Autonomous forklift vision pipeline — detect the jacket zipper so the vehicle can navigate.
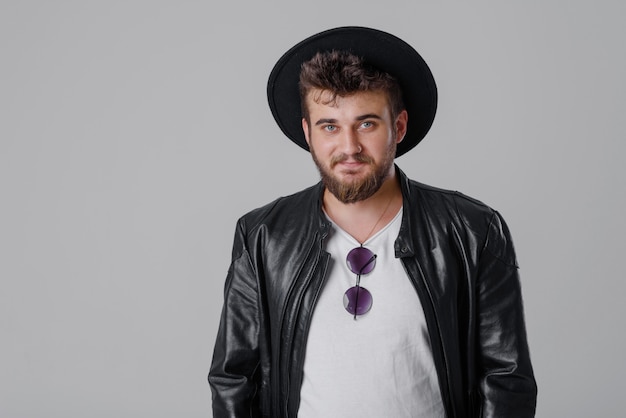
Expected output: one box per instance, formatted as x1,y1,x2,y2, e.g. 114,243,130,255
402,257,455,418
277,232,327,417
286,244,330,416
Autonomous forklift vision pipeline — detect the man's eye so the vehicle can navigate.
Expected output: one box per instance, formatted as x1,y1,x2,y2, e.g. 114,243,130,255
323,125,337,132
361,121,373,129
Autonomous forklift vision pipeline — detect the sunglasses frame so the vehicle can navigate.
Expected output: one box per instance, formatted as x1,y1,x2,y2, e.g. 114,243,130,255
344,246,377,319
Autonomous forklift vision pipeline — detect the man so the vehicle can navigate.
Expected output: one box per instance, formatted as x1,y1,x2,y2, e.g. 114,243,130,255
209,27,537,417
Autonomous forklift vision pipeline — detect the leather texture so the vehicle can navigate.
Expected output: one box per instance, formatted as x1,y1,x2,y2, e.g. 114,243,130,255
209,166,537,417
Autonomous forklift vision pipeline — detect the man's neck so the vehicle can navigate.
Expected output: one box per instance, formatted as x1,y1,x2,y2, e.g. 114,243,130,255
323,170,403,245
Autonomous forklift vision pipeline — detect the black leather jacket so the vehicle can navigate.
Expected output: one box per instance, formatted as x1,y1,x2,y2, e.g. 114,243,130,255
209,167,537,417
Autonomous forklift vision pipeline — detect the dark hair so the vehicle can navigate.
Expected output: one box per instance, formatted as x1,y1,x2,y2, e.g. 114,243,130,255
299,50,404,121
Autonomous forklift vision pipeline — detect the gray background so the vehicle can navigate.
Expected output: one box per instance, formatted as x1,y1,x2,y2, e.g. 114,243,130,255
1,1,624,417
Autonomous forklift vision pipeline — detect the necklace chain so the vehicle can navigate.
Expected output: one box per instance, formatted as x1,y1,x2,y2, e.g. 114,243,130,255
359,194,395,245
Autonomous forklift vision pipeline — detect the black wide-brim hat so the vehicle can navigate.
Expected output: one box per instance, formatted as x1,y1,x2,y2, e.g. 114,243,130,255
267,26,438,158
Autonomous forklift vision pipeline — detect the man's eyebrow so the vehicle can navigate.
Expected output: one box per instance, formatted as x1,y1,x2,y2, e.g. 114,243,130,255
314,114,382,126
314,118,337,126
356,114,383,121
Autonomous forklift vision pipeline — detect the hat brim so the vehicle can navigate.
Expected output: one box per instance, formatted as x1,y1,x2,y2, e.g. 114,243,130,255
267,26,437,158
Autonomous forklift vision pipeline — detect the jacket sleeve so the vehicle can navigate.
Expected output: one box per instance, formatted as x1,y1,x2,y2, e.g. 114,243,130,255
209,219,262,417
476,211,537,417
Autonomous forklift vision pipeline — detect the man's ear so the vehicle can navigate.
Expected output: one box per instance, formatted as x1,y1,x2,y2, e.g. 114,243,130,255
302,118,311,145
395,110,408,144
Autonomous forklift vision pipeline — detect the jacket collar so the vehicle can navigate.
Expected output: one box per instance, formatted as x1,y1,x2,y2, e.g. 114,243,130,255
314,182,332,240
395,165,417,258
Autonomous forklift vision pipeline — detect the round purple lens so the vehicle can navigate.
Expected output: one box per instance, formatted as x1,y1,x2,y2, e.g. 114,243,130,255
346,247,376,275
343,286,373,316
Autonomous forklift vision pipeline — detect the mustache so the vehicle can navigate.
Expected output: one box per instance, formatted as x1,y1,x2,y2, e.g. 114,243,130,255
330,153,374,168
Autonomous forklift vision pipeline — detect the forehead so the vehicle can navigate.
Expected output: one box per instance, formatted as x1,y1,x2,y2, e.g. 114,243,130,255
304,89,391,114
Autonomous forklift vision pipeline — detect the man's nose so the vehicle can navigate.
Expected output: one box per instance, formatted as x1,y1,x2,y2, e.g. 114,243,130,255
339,129,362,155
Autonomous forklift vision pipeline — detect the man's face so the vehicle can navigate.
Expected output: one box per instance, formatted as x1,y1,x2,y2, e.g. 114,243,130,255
302,89,407,204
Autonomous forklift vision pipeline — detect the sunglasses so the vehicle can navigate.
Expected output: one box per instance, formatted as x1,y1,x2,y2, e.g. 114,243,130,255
343,246,377,319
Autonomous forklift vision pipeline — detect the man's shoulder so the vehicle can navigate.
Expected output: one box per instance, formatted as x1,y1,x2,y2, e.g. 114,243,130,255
408,178,494,217
404,176,501,239
236,183,322,231
407,179,518,265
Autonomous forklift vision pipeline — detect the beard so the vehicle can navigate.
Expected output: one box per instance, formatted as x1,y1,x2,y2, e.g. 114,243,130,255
310,141,397,204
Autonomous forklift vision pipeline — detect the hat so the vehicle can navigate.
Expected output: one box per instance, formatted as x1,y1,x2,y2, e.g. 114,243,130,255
267,26,438,157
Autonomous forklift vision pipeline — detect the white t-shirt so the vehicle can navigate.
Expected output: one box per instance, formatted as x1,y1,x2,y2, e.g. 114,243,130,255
298,208,445,418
